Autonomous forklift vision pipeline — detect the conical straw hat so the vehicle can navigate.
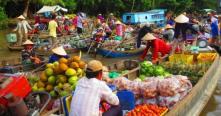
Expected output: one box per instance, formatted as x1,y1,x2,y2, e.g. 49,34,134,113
142,33,156,41
23,40,34,45
17,15,25,20
165,24,173,29
115,20,122,25
175,14,189,23
52,46,67,56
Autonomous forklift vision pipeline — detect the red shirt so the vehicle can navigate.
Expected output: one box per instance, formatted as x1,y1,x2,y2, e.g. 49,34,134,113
141,38,171,61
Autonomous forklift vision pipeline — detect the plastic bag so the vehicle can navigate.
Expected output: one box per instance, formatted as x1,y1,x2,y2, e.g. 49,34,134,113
112,77,131,90
175,75,192,93
128,80,142,98
143,98,158,105
158,77,181,97
158,94,181,108
140,78,159,98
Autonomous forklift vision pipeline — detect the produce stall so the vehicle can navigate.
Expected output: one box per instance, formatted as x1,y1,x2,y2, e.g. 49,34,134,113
1,51,218,116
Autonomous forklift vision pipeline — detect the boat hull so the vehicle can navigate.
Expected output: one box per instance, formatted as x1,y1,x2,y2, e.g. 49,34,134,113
97,48,145,58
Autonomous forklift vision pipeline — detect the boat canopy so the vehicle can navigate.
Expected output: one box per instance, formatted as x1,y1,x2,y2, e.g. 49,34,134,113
37,5,68,14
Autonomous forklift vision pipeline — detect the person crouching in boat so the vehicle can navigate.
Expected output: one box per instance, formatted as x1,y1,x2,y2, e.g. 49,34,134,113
91,27,106,57
70,60,122,116
49,46,69,63
21,40,41,65
140,33,171,64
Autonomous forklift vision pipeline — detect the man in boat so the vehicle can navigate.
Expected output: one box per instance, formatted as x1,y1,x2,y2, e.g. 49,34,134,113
140,33,171,64
48,14,58,46
49,46,69,63
13,15,32,46
21,40,41,65
70,60,122,116
76,12,85,34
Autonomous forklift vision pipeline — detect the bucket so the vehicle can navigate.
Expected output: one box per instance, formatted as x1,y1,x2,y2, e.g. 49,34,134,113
6,33,17,43
8,97,28,116
124,60,139,70
117,90,135,110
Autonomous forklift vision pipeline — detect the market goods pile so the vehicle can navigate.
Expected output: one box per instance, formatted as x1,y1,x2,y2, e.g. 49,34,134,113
161,62,211,85
111,62,192,108
29,56,86,97
126,104,168,116
112,75,192,108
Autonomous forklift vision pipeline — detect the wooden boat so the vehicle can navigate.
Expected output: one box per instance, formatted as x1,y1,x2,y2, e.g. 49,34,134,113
0,57,45,74
120,55,221,116
97,47,145,58
7,45,23,51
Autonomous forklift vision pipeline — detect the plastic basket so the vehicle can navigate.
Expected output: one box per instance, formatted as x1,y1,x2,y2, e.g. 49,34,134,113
6,33,17,43
25,91,51,114
117,90,135,111
124,60,139,70
169,54,194,64
197,53,217,63
0,76,31,98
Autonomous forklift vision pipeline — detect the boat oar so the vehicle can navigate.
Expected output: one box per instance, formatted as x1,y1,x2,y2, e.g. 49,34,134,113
87,40,94,54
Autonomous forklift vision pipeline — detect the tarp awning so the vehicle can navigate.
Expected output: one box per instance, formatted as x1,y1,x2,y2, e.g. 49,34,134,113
37,5,68,14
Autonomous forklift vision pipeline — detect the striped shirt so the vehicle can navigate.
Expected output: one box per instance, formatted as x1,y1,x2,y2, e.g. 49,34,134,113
69,77,119,116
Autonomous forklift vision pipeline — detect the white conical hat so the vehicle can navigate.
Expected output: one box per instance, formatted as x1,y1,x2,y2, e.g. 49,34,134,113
17,15,25,20
165,24,173,29
115,20,122,25
175,14,189,23
23,40,34,45
142,33,156,41
52,46,67,56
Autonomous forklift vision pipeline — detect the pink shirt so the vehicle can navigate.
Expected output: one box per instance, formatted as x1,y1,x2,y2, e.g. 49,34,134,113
116,25,124,36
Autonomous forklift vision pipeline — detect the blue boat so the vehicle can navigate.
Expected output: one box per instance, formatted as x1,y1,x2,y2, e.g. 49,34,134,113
97,47,145,58
122,9,166,27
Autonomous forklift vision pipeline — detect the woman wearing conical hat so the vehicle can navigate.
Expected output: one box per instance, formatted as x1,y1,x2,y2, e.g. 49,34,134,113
162,24,174,42
48,46,69,63
13,15,32,46
21,40,41,65
172,13,199,53
140,33,171,64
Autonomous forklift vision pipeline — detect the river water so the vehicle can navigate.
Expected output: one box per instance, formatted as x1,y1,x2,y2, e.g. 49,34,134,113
0,30,220,115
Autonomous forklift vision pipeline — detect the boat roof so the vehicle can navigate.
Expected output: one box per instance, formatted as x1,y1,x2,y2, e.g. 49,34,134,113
37,5,68,14
123,9,166,15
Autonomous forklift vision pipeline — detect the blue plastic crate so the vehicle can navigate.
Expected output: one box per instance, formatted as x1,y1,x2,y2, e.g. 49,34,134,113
117,90,135,111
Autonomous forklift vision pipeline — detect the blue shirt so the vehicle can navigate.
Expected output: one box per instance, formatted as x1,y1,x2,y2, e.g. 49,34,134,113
211,22,219,37
49,54,69,63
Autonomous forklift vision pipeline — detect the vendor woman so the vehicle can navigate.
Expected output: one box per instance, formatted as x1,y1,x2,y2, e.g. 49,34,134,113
70,60,122,116
21,40,41,65
140,33,171,64
49,46,69,63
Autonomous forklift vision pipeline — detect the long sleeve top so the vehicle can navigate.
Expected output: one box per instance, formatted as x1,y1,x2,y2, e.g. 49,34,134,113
70,77,119,116
15,20,32,33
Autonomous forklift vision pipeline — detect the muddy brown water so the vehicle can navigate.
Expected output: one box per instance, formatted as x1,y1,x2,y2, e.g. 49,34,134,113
0,30,220,115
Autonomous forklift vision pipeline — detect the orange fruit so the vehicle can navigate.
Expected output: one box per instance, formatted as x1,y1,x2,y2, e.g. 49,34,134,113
72,56,81,62
78,61,86,69
59,58,68,64
59,63,69,72
70,62,79,69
